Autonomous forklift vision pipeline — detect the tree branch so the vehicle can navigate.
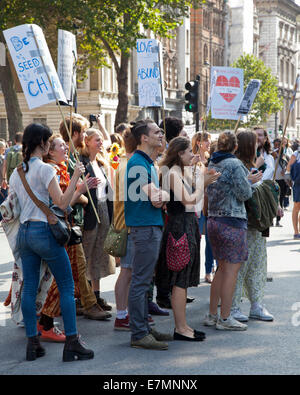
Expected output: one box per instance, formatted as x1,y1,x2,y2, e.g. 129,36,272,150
99,36,120,75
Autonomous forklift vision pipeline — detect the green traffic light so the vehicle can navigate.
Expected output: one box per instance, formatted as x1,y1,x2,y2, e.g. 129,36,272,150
185,79,199,112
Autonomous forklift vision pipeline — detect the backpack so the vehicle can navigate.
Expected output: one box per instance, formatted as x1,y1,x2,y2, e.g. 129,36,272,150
290,152,300,186
6,146,23,182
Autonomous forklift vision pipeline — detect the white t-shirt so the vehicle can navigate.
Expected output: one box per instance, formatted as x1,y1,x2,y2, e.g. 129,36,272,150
292,150,300,161
9,157,56,224
91,161,107,201
262,151,275,181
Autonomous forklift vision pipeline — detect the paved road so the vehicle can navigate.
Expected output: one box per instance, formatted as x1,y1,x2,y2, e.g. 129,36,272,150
0,208,300,376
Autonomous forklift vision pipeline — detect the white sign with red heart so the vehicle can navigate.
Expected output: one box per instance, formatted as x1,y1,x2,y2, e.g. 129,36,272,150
210,67,244,120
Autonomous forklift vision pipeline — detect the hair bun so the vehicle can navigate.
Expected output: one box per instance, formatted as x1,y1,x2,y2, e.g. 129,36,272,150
217,131,237,153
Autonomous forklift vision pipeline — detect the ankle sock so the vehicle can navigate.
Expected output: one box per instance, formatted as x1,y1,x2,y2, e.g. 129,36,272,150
116,310,128,319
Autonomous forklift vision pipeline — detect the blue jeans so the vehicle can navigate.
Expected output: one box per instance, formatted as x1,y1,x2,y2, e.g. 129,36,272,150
198,215,216,274
17,221,77,338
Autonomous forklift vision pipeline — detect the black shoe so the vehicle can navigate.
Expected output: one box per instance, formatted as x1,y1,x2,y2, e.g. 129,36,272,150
194,329,206,339
186,297,195,304
173,331,204,342
148,301,170,316
26,335,46,361
156,298,172,309
63,335,94,362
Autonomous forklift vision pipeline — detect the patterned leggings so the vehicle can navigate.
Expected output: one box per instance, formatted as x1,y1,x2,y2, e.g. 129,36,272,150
232,229,267,308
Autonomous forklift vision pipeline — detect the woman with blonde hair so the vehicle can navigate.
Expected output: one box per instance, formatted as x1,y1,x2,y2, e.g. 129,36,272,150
192,132,215,283
80,128,115,311
191,132,211,166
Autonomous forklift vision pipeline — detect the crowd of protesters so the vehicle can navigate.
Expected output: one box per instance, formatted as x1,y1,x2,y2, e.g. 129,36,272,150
1,114,299,361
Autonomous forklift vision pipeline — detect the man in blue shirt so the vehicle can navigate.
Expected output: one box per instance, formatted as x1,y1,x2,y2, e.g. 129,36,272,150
125,119,172,350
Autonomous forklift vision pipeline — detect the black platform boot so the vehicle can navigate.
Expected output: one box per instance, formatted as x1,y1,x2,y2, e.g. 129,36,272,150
63,334,94,362
26,335,46,361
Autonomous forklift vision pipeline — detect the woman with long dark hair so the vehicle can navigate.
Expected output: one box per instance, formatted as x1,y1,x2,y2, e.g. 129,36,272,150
231,130,274,322
9,123,94,362
156,136,219,341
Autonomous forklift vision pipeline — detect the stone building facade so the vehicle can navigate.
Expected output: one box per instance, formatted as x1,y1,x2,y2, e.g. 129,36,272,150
190,1,226,115
256,0,300,138
226,0,259,65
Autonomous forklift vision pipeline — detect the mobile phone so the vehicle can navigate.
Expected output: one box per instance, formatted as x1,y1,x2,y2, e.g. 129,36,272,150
251,168,258,174
89,114,97,123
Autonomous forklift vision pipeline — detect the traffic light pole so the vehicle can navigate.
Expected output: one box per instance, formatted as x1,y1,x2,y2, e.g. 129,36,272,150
196,75,200,132
195,112,199,132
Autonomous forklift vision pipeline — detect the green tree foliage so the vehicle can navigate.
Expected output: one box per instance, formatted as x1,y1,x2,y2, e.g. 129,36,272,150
66,0,202,126
206,53,284,131
1,0,206,130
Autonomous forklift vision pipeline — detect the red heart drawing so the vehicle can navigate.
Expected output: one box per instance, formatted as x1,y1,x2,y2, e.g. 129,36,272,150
216,76,240,103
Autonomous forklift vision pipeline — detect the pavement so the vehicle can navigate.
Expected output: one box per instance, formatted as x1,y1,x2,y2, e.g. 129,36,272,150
0,207,300,376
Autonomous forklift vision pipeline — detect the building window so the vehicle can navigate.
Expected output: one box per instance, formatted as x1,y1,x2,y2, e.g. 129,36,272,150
90,67,99,91
105,113,112,134
291,63,295,86
280,59,284,83
203,10,210,30
297,100,300,119
203,44,208,63
186,29,189,52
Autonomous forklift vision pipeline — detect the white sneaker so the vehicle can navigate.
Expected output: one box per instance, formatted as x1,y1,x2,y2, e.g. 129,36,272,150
249,305,274,321
216,315,248,331
231,307,248,322
203,313,218,327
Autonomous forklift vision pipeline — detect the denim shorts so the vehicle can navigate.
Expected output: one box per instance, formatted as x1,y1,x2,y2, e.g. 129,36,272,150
120,233,134,269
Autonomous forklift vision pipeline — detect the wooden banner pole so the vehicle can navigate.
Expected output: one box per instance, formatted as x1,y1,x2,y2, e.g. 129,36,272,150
158,42,166,136
234,114,242,134
272,107,292,182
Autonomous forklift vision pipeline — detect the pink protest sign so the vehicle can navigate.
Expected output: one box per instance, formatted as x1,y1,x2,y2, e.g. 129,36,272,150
210,67,244,120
